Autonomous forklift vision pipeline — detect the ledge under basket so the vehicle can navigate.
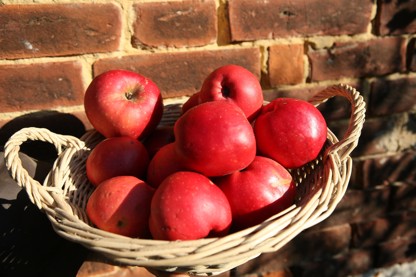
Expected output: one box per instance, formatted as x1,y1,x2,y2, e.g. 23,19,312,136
4,84,366,276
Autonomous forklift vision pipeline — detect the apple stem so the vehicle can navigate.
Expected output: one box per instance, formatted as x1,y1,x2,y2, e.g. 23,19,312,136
125,85,144,101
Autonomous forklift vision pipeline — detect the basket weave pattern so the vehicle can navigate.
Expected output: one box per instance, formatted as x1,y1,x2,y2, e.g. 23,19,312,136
4,84,366,276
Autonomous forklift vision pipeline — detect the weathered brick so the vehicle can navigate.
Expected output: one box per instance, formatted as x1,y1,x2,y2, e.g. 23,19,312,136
0,3,121,59
308,37,407,81
132,0,217,48
376,0,416,35
391,182,416,211
261,269,293,277
294,248,376,277
311,187,391,229
351,211,416,248
333,249,376,276
264,81,366,122
299,224,352,257
329,111,415,158
235,224,351,275
268,44,304,86
263,85,323,102
228,0,373,41
369,75,416,116
375,237,416,267
317,81,368,122
409,38,416,72
350,150,416,189
93,48,261,98
0,61,85,113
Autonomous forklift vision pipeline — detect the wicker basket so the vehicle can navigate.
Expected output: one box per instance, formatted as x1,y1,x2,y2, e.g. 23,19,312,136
4,84,365,276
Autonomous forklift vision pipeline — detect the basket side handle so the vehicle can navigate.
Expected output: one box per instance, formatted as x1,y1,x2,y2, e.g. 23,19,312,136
308,84,366,161
4,127,86,209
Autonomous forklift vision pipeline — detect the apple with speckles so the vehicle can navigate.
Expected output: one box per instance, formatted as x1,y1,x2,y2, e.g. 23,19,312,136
84,69,163,139
182,64,263,121
86,176,154,238
216,156,296,230
149,171,232,240
86,136,149,187
174,100,256,177
254,98,327,169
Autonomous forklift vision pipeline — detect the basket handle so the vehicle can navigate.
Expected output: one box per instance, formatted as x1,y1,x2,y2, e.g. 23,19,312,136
308,84,366,161
4,127,86,209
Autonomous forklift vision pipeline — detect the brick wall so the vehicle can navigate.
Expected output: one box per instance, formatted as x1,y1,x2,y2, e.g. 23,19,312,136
1,0,415,276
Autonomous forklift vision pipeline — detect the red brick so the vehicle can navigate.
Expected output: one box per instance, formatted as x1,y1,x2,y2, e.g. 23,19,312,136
235,224,351,275
300,224,352,257
375,237,416,267
308,37,407,81
325,116,390,158
351,211,416,248
264,85,323,102
391,182,416,211
311,188,391,229
228,0,373,41
133,0,217,48
369,75,416,116
0,3,121,59
264,81,366,122
317,81,368,122
0,61,85,113
268,44,304,86
261,270,293,277
376,0,416,35
347,112,415,158
409,38,416,72
93,48,261,98
329,116,406,158
350,151,416,189
264,81,365,102
334,249,376,276
296,249,376,277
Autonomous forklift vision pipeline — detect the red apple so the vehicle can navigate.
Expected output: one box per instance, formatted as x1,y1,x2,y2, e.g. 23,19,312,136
86,176,154,238
142,125,175,158
146,143,185,188
182,64,263,121
254,98,327,169
174,101,256,177
84,69,163,139
149,171,232,240
216,156,296,230
86,136,149,186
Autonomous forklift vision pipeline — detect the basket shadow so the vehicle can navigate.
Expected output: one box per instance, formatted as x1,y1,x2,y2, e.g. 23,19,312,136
0,111,90,276
0,151,88,277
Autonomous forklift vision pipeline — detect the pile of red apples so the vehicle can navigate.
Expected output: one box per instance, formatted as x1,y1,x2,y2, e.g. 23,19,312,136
83,65,328,240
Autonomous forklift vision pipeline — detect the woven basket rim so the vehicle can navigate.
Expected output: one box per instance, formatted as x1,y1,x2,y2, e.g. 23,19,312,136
4,83,366,276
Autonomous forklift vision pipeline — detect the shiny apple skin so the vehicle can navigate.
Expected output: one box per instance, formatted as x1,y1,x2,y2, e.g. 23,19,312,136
149,171,232,240
216,156,296,230
86,136,149,187
182,65,263,121
174,101,256,177
86,176,154,238
84,69,163,139
254,98,327,169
